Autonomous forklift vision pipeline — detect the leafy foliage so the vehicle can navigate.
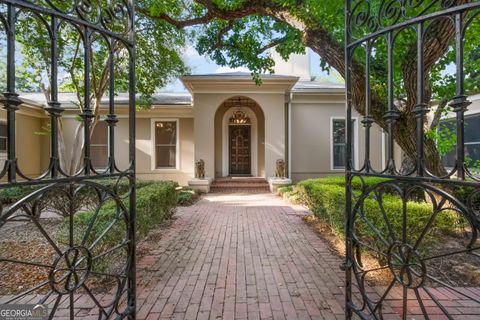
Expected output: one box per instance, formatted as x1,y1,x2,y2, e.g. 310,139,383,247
3,2,189,107
196,15,305,78
0,32,41,93
177,188,198,206
1,2,190,172
282,177,460,259
56,180,178,269
426,119,457,157
141,1,480,174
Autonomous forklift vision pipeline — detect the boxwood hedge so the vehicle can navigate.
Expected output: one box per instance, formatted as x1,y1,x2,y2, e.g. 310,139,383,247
0,178,157,205
57,180,178,247
285,177,459,258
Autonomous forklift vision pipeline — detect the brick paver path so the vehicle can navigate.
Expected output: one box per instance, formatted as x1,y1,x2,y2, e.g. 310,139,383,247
135,193,346,320
134,193,480,320
2,192,478,319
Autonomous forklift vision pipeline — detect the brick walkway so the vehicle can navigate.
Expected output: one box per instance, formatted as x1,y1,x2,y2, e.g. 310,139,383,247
135,193,346,320
2,192,479,319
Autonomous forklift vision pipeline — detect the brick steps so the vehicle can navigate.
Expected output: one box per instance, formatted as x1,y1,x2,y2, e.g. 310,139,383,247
210,177,270,193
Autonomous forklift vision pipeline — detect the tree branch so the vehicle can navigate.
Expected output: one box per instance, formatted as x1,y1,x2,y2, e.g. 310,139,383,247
258,37,288,54
136,7,216,28
402,1,468,113
69,34,84,112
213,20,235,49
136,0,277,28
93,53,112,117
90,45,97,95
429,97,449,130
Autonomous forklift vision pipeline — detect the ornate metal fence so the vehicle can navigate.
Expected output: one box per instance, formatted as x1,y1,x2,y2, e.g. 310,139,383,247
345,0,480,318
0,0,136,318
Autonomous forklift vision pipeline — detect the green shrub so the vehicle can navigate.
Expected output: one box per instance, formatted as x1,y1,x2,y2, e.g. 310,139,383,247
56,180,178,260
0,185,48,216
291,177,459,259
89,178,156,199
0,185,40,205
177,188,197,206
0,179,160,219
0,179,156,206
277,185,293,195
452,184,480,208
299,176,391,191
277,185,306,204
134,181,178,237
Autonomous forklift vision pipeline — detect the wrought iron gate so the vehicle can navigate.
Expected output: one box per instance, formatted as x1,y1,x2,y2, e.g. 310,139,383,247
0,0,136,318
345,0,480,319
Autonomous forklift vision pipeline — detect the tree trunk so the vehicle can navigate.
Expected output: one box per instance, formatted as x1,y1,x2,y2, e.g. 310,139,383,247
143,0,460,177
394,118,448,176
63,107,101,175
301,24,452,177
58,120,68,171
68,122,85,175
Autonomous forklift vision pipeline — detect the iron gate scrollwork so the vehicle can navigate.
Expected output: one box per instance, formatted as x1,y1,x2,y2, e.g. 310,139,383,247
345,0,480,319
0,0,136,318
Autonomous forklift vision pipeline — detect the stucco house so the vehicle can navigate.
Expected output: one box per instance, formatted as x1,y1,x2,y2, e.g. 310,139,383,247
5,52,479,190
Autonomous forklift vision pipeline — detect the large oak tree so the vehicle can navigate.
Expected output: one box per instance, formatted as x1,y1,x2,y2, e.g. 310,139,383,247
139,0,480,176
2,3,188,173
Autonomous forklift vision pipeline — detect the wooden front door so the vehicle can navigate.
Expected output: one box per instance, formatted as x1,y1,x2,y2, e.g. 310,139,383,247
229,125,251,175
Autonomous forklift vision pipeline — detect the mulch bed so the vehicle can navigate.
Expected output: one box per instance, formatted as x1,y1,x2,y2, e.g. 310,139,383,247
303,214,480,287
0,239,56,294
0,214,178,296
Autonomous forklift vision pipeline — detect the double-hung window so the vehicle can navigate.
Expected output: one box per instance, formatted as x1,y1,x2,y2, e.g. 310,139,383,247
440,114,480,169
154,120,178,169
464,115,480,167
0,123,7,154
90,121,108,168
331,118,356,169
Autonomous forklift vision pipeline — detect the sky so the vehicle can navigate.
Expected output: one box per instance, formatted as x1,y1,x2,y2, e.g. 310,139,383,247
160,46,344,92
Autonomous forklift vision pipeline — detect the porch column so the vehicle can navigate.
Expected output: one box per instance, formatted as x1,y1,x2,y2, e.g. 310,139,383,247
193,93,216,178
259,94,286,178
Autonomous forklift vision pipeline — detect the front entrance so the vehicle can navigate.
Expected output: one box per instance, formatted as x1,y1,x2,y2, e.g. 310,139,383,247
229,125,251,175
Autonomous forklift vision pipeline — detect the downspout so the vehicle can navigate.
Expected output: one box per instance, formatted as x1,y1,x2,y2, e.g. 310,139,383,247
288,92,293,179
381,129,386,170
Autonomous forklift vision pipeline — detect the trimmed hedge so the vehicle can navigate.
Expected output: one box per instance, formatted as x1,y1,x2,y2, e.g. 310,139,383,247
277,185,304,204
55,180,178,272
0,178,157,205
0,185,37,204
287,177,459,258
135,181,178,237
177,188,198,206
299,175,391,191
3,180,178,274
0,179,160,218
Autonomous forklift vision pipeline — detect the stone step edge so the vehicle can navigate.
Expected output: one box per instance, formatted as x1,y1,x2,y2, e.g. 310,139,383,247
211,183,269,185
211,186,270,188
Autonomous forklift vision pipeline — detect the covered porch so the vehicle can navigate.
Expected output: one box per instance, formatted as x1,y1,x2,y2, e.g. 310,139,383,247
181,73,298,191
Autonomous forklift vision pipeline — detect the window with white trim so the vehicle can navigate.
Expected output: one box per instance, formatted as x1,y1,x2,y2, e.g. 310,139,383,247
0,123,7,153
440,114,480,168
332,118,355,169
91,121,108,168
155,121,177,169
